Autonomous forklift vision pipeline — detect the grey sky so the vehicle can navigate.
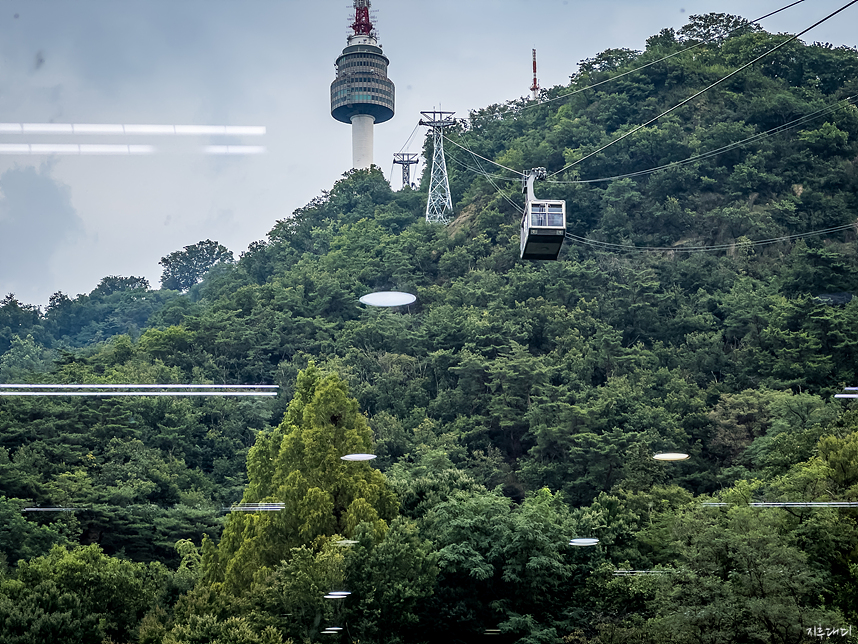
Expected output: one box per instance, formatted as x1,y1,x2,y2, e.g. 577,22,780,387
0,0,855,306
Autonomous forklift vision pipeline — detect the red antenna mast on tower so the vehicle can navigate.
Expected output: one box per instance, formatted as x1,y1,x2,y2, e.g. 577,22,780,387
351,0,374,36
530,49,539,100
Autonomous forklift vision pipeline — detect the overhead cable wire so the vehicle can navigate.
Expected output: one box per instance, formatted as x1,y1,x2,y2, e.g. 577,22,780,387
743,0,808,23
449,93,858,198
389,122,422,184
470,162,525,214
456,137,525,214
443,133,527,214
489,179,525,215
398,122,421,154
447,154,526,216
447,150,521,181
564,223,856,254
442,1,828,185
442,133,525,176
546,95,858,185
441,0,813,184
447,95,858,186
522,0,807,112
547,0,858,178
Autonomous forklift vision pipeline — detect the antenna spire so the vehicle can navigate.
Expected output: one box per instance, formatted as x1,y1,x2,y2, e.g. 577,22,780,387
531,49,539,100
351,0,374,37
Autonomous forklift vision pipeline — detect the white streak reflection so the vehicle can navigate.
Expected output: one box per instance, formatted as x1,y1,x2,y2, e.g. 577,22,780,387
0,123,266,136
204,145,267,155
0,144,156,155
0,144,267,156
0,384,278,396
225,503,286,512
701,502,858,508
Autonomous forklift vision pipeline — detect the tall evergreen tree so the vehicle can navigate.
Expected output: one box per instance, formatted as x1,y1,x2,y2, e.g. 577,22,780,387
202,364,398,594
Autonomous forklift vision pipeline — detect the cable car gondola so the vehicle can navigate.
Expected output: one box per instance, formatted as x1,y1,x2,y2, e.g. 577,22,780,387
520,167,565,260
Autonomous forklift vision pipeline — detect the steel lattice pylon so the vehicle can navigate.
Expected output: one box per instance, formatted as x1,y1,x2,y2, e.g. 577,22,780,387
419,111,456,224
393,152,419,188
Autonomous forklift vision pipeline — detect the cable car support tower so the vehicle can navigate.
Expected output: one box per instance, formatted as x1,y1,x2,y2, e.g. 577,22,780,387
393,152,419,188
419,110,456,224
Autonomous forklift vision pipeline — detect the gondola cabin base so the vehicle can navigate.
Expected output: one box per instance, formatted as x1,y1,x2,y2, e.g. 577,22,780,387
520,200,565,260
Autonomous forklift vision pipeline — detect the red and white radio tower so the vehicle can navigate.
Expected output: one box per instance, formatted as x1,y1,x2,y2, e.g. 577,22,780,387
530,49,539,100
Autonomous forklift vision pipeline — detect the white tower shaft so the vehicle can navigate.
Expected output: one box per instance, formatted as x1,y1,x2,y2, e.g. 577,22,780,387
351,114,375,169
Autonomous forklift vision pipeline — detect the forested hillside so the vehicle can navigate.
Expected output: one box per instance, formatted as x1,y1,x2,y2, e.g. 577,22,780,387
2,13,858,644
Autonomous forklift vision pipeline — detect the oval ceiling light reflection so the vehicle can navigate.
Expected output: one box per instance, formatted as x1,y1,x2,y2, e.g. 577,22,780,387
653,452,690,461
324,594,347,599
333,539,358,545
569,538,599,546
341,453,377,461
359,291,416,307
328,591,351,596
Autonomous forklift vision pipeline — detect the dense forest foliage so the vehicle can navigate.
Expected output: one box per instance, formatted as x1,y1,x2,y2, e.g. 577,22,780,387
2,12,858,644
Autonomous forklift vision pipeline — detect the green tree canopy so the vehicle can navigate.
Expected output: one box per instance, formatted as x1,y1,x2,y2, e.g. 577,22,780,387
0,544,176,644
203,364,398,594
160,239,235,292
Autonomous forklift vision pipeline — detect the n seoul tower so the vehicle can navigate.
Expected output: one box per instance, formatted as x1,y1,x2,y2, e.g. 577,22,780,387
331,0,395,169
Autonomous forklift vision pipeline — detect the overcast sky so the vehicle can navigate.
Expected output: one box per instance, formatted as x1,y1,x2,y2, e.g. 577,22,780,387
0,0,855,306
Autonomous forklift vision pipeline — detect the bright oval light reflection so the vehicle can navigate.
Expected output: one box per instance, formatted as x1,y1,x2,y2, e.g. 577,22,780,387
333,539,358,545
324,595,347,599
328,591,351,596
653,452,690,461
359,291,416,307
341,453,377,461
569,538,599,546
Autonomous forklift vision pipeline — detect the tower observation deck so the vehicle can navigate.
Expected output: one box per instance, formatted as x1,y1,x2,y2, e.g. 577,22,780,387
331,0,395,169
